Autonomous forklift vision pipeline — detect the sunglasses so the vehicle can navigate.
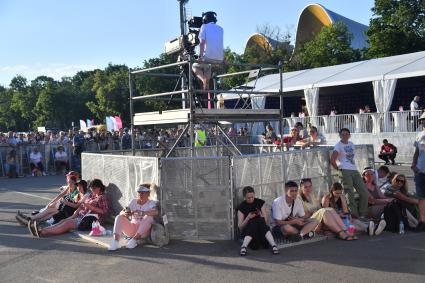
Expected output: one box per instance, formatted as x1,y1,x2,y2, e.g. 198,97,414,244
396,179,405,184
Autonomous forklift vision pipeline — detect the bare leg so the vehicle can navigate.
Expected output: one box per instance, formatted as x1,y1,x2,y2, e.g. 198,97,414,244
300,219,319,236
281,224,299,235
322,211,345,233
39,218,77,237
419,199,425,222
328,210,347,229
31,206,58,221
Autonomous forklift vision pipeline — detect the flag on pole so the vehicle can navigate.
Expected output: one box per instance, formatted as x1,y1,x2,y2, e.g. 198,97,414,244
114,116,122,129
86,119,92,128
80,120,87,130
105,117,114,132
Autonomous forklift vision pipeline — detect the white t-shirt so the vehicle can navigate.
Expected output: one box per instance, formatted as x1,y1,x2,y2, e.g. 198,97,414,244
414,131,425,173
55,151,68,161
272,196,305,223
30,151,42,163
198,23,224,61
333,141,357,171
128,199,157,221
410,100,419,116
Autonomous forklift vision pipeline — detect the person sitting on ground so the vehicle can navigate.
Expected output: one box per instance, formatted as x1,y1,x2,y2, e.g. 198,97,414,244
382,174,419,228
108,184,158,251
378,139,397,165
322,182,386,236
283,128,301,149
28,179,109,237
299,178,356,240
237,186,279,256
271,181,319,242
296,126,326,148
4,148,19,178
29,147,46,176
376,165,390,189
16,172,79,225
54,145,69,174
362,168,392,219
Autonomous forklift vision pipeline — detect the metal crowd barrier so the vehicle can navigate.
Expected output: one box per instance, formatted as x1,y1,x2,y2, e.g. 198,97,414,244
81,144,374,240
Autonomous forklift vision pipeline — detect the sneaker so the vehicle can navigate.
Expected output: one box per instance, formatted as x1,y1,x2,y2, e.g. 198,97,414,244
126,238,138,249
368,221,375,236
18,211,30,221
303,231,315,240
42,172,47,176
108,240,119,251
15,213,28,226
374,220,386,236
31,173,35,177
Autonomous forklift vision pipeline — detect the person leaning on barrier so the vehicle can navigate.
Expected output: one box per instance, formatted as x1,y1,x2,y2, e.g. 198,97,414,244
192,11,224,91
27,178,109,238
4,148,19,178
237,186,279,256
299,178,356,241
271,181,318,242
296,126,326,148
108,184,158,251
330,128,369,220
194,125,206,147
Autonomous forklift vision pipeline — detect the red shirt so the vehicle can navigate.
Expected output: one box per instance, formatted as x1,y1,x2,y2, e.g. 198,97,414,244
381,143,395,153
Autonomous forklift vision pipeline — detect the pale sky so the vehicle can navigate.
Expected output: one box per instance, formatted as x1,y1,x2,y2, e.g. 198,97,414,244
0,0,374,87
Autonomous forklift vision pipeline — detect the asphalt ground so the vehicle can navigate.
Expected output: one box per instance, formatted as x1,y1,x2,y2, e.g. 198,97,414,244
1,172,425,283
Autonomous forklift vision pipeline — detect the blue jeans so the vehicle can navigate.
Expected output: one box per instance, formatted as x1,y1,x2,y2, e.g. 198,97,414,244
414,172,425,199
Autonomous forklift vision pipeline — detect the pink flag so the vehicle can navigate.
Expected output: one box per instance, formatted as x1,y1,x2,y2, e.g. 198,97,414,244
114,116,122,129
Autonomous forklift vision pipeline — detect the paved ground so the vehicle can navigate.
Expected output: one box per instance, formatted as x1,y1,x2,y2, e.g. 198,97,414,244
1,170,425,283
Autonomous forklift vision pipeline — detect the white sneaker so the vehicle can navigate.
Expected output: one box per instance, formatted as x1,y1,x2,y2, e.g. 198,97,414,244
374,220,386,236
126,238,138,249
368,221,375,236
42,172,47,176
108,240,119,251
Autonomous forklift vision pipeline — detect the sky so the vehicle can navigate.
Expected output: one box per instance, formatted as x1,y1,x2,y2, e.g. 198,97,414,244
0,0,375,87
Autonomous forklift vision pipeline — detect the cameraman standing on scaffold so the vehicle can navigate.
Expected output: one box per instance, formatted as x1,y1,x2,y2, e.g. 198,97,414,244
192,11,224,92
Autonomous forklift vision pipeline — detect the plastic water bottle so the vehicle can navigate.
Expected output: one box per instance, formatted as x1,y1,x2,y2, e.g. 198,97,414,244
399,221,405,234
342,215,350,230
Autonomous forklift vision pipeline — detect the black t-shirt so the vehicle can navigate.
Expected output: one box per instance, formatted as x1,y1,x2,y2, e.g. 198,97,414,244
237,198,265,217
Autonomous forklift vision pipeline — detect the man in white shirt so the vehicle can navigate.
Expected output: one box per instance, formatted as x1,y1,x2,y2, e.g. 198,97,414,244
411,112,425,231
192,11,224,91
29,147,46,176
410,96,420,130
271,181,318,242
330,128,369,219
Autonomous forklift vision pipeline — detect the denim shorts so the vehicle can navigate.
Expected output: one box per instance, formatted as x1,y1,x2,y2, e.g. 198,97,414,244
414,172,425,199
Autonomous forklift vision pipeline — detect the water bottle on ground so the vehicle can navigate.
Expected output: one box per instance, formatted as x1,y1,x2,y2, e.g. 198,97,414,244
343,215,350,230
399,221,405,234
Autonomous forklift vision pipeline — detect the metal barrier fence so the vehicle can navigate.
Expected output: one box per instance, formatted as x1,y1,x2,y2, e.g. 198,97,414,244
160,157,232,240
81,153,159,216
0,144,73,177
81,144,374,240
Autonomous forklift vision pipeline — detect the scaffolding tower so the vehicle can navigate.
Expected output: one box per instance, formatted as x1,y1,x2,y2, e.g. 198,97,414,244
128,57,284,157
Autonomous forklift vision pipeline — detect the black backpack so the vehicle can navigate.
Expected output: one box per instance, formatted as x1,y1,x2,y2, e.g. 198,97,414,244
383,200,408,233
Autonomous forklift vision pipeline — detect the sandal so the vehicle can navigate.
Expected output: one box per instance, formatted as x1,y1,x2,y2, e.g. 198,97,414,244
336,230,355,241
240,246,247,256
272,245,279,255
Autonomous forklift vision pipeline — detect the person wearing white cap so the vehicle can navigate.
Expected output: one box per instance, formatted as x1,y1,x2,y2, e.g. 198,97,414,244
411,112,425,232
108,184,158,251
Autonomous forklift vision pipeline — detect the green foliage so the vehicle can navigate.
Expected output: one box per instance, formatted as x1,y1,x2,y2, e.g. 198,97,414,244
294,22,360,69
366,0,425,58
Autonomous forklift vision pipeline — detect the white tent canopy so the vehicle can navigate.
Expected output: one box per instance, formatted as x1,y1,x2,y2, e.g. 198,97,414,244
223,51,425,117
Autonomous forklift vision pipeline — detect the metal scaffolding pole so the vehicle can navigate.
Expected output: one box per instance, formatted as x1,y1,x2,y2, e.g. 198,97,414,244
128,70,135,156
279,61,284,151
188,55,194,157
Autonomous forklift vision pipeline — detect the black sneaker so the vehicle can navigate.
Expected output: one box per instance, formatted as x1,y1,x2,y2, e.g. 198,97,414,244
303,231,315,240
18,211,30,221
15,213,29,226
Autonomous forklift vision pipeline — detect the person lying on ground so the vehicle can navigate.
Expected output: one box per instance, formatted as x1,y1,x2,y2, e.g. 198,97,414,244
322,182,386,236
27,179,109,237
299,178,356,240
108,184,158,251
236,186,279,256
16,172,79,225
271,181,318,242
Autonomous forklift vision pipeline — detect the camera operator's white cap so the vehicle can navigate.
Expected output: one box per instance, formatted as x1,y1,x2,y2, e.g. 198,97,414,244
136,185,150,193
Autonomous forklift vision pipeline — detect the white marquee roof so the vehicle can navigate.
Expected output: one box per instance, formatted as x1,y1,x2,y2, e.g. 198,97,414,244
224,51,425,99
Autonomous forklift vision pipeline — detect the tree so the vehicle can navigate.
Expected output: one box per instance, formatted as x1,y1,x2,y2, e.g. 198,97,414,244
366,0,425,58
294,22,360,69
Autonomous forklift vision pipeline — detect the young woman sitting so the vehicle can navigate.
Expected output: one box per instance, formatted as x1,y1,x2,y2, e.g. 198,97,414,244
237,186,279,256
28,179,109,237
322,182,386,236
108,184,159,251
299,178,355,240
362,168,392,219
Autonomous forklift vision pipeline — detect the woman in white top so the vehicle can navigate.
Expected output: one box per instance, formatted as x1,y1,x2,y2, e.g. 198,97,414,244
108,184,158,251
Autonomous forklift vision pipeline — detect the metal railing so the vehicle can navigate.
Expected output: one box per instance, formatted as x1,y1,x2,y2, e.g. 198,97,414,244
284,110,422,134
